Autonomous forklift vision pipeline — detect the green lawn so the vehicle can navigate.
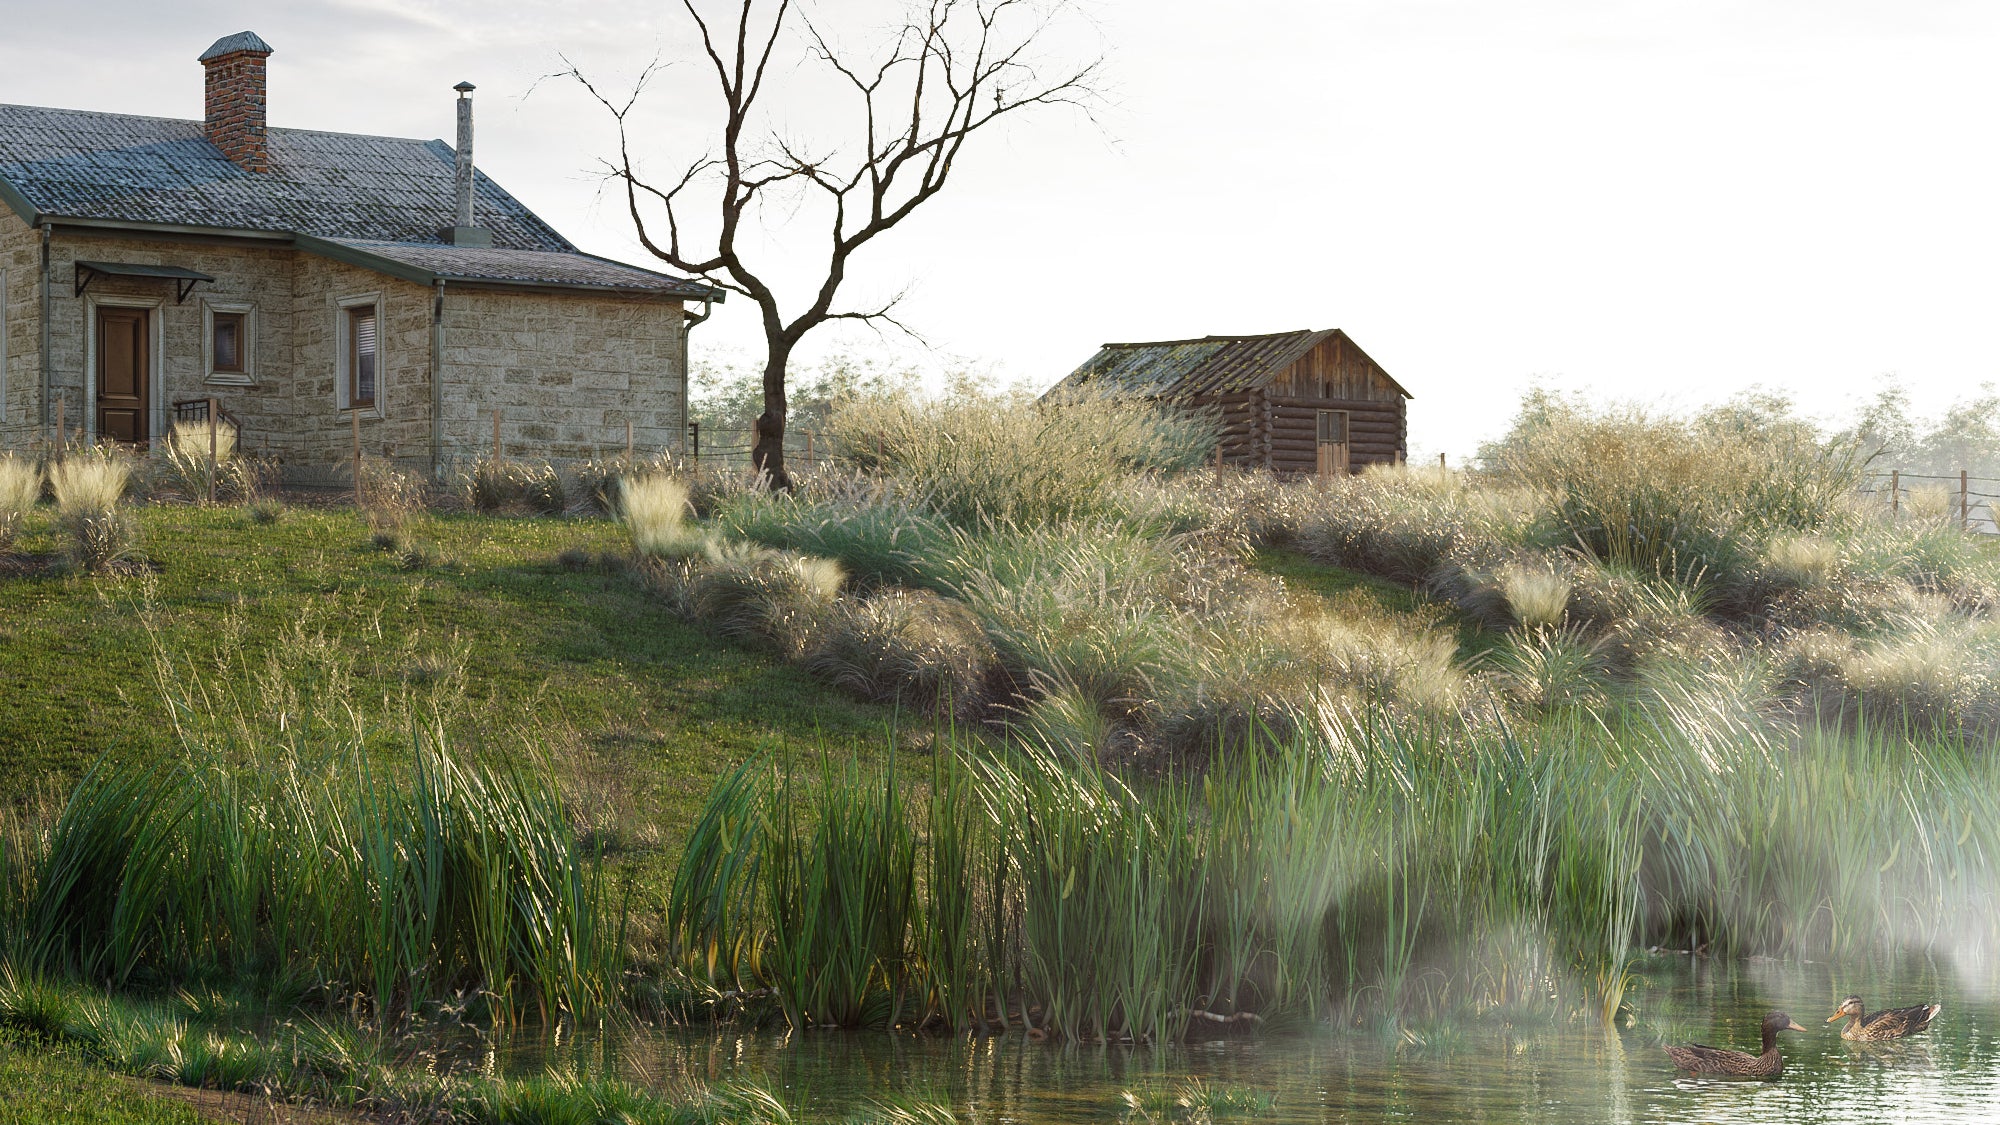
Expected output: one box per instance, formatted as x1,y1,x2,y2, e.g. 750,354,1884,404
0,1032,207,1125
0,503,894,850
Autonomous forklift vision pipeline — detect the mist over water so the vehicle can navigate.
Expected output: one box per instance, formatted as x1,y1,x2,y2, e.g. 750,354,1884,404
507,956,2000,1123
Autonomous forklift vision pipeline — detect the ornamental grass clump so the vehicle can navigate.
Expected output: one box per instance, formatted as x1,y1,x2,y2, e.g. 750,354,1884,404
688,541,845,655
47,449,134,572
152,419,261,504
0,454,38,554
807,588,994,714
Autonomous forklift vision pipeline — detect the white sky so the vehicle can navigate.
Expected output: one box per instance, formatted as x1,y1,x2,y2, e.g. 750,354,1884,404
4,0,1996,458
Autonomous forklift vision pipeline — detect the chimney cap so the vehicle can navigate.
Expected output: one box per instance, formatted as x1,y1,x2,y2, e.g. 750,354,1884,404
199,31,274,62
454,81,477,94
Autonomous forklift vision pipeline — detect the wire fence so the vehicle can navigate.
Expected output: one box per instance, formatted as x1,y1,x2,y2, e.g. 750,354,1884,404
1858,470,2000,534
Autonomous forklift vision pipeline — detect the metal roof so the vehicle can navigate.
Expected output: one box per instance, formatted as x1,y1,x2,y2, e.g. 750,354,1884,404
0,102,723,300
199,32,273,61
1052,329,1412,400
317,239,720,297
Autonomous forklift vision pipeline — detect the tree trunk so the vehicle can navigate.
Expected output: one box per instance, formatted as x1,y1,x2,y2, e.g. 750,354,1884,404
751,346,792,489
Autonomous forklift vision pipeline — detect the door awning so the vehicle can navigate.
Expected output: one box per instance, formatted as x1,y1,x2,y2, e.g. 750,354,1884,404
74,261,216,304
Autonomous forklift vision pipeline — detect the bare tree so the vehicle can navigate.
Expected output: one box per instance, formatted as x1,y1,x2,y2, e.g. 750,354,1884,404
568,0,1099,488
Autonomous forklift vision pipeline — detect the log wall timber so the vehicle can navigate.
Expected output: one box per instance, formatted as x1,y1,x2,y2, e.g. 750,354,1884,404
1191,389,1404,474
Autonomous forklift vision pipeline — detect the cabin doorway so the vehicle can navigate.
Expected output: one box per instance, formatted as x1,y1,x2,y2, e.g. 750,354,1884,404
96,307,152,444
1316,409,1349,478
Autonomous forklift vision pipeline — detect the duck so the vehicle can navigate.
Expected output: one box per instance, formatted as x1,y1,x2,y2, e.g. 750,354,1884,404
1663,1012,1806,1078
1828,996,1940,1041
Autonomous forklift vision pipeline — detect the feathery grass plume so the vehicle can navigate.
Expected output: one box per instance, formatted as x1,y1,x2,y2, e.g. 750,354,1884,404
806,588,993,713
620,473,706,559
48,448,134,572
0,453,39,553
1498,561,1570,629
824,384,1215,527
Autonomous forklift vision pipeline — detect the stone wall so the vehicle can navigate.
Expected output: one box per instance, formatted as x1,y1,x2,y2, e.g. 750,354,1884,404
0,219,692,473
439,286,686,465
0,210,39,449
36,231,297,456
289,255,432,474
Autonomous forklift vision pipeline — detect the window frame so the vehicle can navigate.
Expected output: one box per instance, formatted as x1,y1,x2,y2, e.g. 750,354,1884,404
202,300,256,385
334,293,384,415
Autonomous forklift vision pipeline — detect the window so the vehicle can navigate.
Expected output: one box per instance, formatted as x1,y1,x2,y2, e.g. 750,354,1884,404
346,304,378,409
212,313,245,374
202,302,255,385
1317,410,1349,445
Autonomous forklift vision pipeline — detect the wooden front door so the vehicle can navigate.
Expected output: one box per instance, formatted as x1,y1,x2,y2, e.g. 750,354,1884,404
97,308,150,444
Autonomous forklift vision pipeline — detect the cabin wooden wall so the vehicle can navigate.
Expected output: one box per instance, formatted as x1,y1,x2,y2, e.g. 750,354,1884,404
1267,333,1403,403
1190,388,1405,474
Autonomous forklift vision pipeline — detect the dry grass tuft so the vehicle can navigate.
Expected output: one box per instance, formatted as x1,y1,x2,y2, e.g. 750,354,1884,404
0,454,40,553
49,450,135,571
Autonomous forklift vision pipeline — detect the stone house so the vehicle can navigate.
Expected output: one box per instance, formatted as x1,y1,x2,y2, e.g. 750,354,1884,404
0,31,719,477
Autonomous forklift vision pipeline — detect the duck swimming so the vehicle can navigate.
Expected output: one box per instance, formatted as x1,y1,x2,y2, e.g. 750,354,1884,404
1664,1012,1807,1078
1828,996,1940,1041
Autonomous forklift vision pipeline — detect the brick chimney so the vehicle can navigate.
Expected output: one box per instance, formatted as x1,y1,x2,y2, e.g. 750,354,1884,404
199,32,275,173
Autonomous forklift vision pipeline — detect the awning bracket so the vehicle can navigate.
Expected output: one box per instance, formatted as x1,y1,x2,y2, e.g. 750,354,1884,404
73,261,216,304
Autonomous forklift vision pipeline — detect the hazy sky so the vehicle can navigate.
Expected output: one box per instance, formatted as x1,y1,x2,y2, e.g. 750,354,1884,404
5,1,1996,457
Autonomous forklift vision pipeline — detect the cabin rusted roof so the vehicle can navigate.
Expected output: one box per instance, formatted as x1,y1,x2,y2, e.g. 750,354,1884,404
1051,329,1411,400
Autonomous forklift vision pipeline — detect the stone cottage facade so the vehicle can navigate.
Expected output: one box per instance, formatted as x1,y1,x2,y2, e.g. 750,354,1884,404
0,31,719,477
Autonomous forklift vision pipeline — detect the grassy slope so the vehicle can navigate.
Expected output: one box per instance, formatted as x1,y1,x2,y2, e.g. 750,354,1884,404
0,505,891,846
1252,546,1500,661
0,1032,206,1125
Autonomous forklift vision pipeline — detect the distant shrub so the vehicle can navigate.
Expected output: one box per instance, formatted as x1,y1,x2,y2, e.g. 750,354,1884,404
358,457,426,533
1479,391,1866,584
0,454,39,553
824,386,1215,527
246,498,285,525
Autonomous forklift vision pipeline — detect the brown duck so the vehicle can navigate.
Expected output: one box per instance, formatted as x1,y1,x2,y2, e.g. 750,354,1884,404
1828,996,1941,1041
1663,1012,1807,1078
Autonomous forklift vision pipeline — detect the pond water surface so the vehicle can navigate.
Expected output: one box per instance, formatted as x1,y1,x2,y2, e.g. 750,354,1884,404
513,956,2000,1122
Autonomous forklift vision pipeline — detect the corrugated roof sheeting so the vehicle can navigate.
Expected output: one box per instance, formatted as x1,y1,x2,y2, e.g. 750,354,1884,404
331,239,716,297
1055,329,1342,398
0,104,573,251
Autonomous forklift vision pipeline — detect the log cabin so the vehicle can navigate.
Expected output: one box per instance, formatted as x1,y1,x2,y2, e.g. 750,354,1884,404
1050,329,1411,475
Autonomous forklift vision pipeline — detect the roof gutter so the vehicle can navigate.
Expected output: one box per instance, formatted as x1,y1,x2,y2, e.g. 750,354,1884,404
0,177,39,226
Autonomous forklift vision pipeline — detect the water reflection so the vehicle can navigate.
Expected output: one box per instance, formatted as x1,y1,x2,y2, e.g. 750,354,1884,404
509,956,2000,1122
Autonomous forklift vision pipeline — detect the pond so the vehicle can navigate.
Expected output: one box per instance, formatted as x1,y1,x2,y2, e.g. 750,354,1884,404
511,955,2000,1122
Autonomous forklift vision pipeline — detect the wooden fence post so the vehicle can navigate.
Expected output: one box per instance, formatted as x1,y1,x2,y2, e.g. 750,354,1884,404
492,409,503,463
689,421,700,465
351,408,362,508
1962,469,1971,531
805,429,814,465
206,397,218,505
54,397,64,459
1438,452,1446,470
1890,469,1899,516
625,419,634,460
